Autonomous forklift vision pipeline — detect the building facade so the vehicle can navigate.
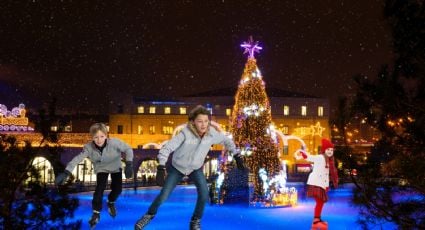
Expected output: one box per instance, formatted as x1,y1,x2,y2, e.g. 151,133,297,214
108,88,331,174
1,89,331,188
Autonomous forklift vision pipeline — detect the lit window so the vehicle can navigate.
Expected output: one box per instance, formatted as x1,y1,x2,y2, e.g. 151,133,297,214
164,107,171,114
64,125,72,132
162,126,174,135
137,125,143,135
149,106,156,114
301,106,307,116
137,106,144,114
149,125,155,134
226,108,232,116
283,105,289,116
180,107,187,114
50,126,58,132
318,106,324,117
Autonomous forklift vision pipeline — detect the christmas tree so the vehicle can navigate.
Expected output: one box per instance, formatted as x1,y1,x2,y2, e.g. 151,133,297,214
230,36,281,199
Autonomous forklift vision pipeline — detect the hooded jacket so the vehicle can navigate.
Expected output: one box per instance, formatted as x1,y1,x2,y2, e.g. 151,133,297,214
158,123,236,175
66,138,133,174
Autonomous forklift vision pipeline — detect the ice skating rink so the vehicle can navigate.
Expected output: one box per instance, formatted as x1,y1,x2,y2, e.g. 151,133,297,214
70,183,395,230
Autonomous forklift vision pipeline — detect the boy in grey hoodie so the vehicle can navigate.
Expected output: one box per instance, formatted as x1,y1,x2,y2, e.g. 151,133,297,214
55,123,134,228
134,105,244,230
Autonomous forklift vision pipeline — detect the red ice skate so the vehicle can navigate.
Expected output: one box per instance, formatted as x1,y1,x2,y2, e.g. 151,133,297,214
311,218,328,230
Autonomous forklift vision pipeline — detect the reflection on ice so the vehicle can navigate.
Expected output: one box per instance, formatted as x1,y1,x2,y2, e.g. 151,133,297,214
69,183,395,230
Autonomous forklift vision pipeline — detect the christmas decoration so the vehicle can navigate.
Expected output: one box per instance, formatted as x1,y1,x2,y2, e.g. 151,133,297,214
0,103,34,132
215,37,297,207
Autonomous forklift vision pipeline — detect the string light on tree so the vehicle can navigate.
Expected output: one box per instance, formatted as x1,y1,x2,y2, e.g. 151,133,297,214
216,36,297,207
243,104,266,117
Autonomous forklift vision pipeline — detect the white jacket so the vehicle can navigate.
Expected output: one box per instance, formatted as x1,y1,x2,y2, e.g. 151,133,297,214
306,154,329,189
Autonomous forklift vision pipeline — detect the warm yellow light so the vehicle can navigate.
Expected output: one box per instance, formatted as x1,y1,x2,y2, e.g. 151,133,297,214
270,190,298,207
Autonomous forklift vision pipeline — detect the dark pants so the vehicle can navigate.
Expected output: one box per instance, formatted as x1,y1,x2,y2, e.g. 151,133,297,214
147,166,208,219
92,170,122,212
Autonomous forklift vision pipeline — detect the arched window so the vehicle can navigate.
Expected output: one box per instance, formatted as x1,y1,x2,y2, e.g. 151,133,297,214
31,156,54,184
71,158,96,183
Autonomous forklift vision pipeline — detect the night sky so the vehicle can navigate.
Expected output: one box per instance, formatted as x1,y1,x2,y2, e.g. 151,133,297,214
0,0,393,114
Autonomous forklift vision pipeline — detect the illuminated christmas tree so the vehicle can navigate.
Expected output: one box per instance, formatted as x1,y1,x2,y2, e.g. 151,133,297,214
230,36,281,199
214,37,297,207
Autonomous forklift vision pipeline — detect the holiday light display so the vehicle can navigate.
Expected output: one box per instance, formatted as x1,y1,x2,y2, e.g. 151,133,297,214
216,37,297,207
0,103,34,132
292,122,325,137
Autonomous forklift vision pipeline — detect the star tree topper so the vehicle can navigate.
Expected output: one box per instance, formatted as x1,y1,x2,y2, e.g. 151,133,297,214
241,36,262,58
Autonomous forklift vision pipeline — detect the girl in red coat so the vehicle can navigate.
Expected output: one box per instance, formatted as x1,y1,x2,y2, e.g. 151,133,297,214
295,138,339,230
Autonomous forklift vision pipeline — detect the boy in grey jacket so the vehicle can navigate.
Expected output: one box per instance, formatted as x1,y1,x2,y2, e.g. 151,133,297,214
55,123,134,228
134,105,244,230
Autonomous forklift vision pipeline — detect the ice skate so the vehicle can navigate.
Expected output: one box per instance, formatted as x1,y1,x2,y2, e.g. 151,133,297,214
134,214,155,230
107,201,117,218
190,217,201,230
311,218,328,230
88,211,100,229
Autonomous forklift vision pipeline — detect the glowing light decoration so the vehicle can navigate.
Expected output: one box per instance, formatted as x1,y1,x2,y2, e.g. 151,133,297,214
243,104,265,117
218,37,295,208
251,68,262,79
267,124,278,143
240,146,254,156
250,165,298,208
0,103,33,132
216,172,225,190
241,36,262,59
241,68,263,82
292,122,325,137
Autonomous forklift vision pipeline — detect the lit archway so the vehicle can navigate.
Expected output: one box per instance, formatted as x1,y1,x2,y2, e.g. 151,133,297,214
31,157,54,184
274,130,306,156
137,159,159,186
71,158,96,183
142,142,161,149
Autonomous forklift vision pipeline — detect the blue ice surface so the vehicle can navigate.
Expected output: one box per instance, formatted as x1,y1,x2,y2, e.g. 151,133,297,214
69,183,396,230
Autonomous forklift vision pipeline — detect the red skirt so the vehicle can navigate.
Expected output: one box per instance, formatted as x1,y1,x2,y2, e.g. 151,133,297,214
306,185,328,202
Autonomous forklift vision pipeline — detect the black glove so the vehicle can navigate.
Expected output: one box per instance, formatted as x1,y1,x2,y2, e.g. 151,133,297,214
234,154,245,170
125,161,133,179
156,165,166,186
55,170,71,185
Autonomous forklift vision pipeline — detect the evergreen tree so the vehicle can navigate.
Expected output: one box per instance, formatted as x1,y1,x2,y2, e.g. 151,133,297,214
348,0,425,228
0,99,81,229
229,36,280,198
